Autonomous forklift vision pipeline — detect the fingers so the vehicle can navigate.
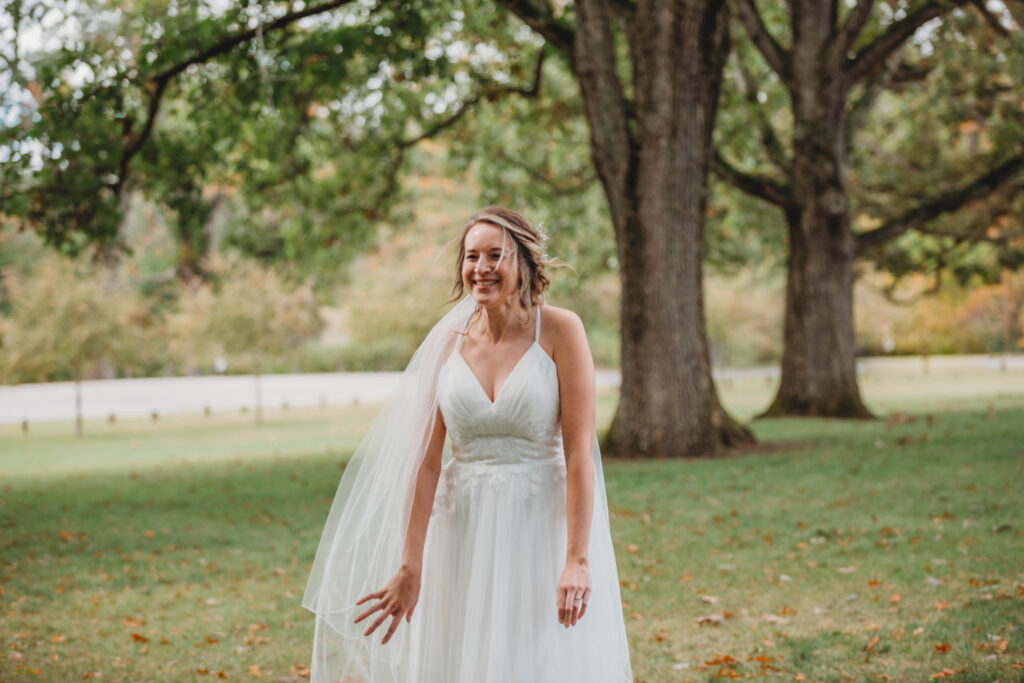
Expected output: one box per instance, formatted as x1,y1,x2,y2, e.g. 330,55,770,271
381,612,402,644
561,588,575,627
355,589,385,606
353,599,386,624
577,587,591,622
363,608,392,637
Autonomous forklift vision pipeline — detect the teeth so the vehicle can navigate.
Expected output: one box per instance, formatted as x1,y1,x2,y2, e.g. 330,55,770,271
475,280,498,286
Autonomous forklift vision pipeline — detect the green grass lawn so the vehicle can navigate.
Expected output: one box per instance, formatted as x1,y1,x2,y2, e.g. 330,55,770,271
1,358,1022,682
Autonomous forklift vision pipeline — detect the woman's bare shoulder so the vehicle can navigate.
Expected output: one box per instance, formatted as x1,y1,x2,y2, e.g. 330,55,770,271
539,304,585,335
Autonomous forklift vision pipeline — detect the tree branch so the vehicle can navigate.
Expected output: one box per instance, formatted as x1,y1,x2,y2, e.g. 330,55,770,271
968,0,1011,36
733,0,790,81
711,150,791,207
845,44,907,153
845,0,968,85
398,49,547,150
835,0,875,59
492,0,576,58
733,49,789,173
856,152,1024,250
115,0,359,192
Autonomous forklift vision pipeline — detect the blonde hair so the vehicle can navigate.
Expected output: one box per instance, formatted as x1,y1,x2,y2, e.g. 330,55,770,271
450,207,559,309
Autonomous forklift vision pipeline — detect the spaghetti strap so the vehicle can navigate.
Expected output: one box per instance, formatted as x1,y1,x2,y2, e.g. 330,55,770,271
455,306,475,352
534,305,541,343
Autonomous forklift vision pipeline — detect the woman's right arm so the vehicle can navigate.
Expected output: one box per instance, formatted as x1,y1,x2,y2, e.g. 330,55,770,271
354,406,446,643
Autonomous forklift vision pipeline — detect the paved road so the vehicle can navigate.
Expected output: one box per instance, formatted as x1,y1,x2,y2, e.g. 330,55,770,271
1,354,1020,424
0,370,625,424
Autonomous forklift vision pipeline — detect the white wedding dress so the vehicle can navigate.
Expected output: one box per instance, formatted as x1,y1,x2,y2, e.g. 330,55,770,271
304,301,632,683
406,307,632,682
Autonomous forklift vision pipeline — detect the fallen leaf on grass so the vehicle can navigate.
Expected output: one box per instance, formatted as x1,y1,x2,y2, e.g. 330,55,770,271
700,595,721,604
123,617,144,627
762,613,789,624
865,635,880,652
874,675,895,681
289,664,311,679
929,668,962,679
934,643,951,653
247,665,265,677
934,601,951,610
713,666,740,679
130,633,148,643
626,544,638,553
81,673,101,679
695,611,735,626
51,634,66,643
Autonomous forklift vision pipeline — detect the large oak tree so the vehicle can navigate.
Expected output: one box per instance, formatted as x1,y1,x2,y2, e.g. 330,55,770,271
714,0,1024,417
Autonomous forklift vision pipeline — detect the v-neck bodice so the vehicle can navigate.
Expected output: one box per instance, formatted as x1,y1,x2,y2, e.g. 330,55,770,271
438,307,562,465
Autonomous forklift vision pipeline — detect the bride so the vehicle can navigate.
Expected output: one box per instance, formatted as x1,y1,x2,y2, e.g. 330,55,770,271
303,207,632,682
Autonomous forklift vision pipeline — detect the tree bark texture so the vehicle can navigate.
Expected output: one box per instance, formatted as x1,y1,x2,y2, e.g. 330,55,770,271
574,0,754,456
763,0,871,417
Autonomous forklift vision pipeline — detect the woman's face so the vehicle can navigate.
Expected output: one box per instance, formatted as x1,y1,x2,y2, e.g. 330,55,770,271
462,222,519,307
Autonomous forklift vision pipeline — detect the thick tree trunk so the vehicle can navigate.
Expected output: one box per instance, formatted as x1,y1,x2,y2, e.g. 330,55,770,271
763,206,870,417
575,0,753,457
762,0,872,418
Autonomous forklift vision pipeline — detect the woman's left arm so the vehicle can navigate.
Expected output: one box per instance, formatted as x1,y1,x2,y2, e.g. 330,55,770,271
550,308,597,628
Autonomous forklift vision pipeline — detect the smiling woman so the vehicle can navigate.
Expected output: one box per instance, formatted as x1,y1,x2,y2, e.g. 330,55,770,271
302,207,633,682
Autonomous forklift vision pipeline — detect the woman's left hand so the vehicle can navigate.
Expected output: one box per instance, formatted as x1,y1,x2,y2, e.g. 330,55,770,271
556,559,591,627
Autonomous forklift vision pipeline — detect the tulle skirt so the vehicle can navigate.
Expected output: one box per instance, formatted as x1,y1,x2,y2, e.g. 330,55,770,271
406,456,633,683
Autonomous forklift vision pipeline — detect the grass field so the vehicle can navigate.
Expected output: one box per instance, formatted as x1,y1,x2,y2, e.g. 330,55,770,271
1,357,1022,682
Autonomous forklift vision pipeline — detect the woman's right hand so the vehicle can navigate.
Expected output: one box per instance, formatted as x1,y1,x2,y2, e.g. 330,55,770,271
353,565,421,644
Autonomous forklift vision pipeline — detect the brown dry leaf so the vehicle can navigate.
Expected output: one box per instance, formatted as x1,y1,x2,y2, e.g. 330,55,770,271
290,664,311,679
143,530,155,538
700,595,721,604
714,666,740,679
889,594,901,604
865,635,880,652
60,529,72,542
215,671,227,679
929,668,962,679
867,578,881,587
934,643,951,653
123,617,145,627
695,612,732,626
795,674,806,681
626,544,639,554
130,633,149,643
247,665,264,677
874,675,895,681
762,613,789,624
51,634,66,643
934,601,951,610
891,629,904,641
196,667,210,675
80,673,101,680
